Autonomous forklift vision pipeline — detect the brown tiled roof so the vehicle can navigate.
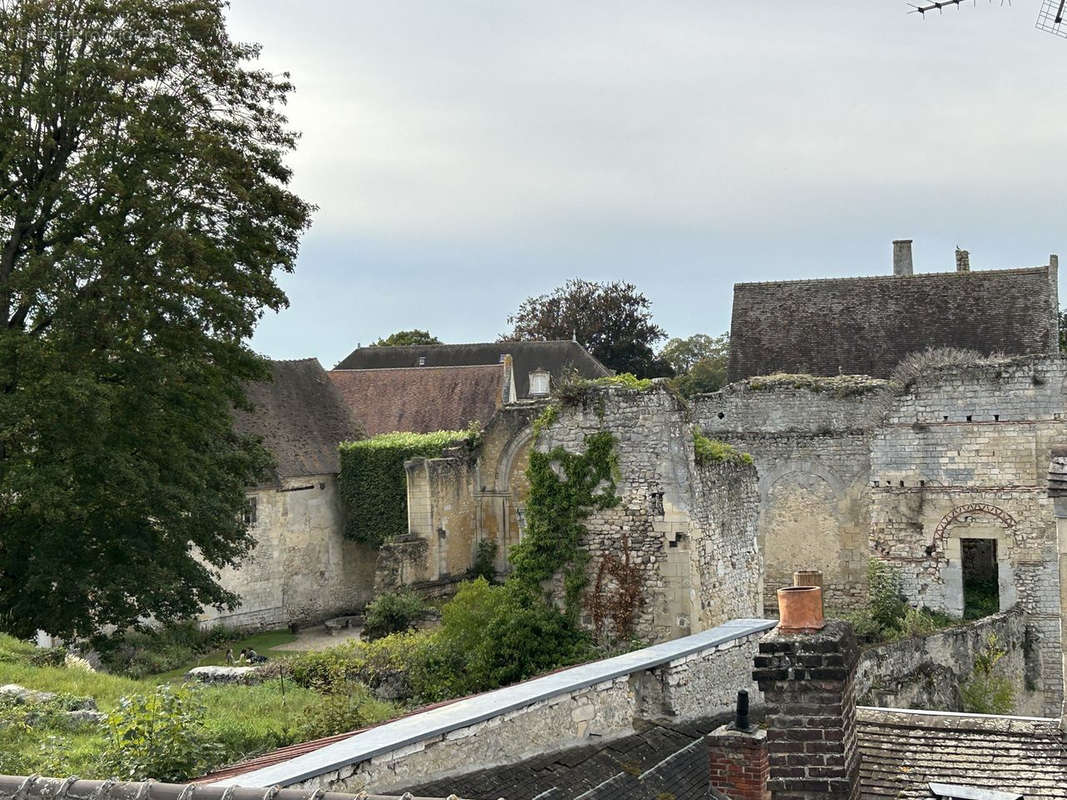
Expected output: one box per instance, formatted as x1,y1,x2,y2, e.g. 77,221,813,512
728,266,1057,381
857,707,1067,799
234,358,363,479
333,341,610,398
328,364,505,436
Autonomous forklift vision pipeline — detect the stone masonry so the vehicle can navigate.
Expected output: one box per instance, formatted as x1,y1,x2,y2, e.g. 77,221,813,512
534,384,762,642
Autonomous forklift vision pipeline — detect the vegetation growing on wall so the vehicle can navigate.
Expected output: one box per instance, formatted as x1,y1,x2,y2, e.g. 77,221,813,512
961,633,1015,714
510,431,620,617
843,559,957,644
338,430,476,547
692,429,753,467
555,372,655,404
746,372,886,398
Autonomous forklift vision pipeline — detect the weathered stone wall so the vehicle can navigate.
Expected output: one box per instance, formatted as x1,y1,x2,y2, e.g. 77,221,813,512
277,624,770,795
536,386,762,641
199,475,377,630
871,356,1066,716
854,607,1042,715
696,378,887,611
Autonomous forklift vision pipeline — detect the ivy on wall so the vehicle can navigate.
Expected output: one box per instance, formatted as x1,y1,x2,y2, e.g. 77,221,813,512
338,430,475,547
510,431,620,618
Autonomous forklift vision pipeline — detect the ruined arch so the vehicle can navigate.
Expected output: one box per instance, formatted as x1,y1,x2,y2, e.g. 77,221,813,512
930,503,1018,553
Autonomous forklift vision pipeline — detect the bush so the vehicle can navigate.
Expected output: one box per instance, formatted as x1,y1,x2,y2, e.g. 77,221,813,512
961,634,1015,714
867,559,908,634
96,621,233,678
99,685,223,781
296,681,397,740
362,589,425,641
470,539,498,582
286,640,365,690
692,429,753,467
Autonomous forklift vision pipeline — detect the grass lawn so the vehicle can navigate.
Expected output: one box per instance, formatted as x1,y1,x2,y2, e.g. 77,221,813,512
151,628,301,682
0,634,318,779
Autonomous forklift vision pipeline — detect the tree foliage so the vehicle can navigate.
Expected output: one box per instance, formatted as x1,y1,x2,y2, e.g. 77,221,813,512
661,333,729,397
0,0,312,638
501,278,671,378
371,329,442,347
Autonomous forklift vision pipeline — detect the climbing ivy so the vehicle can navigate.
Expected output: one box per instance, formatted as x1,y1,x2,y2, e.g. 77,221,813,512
510,431,620,617
338,430,476,547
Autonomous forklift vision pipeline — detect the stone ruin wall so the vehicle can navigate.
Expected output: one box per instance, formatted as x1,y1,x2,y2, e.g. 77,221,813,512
535,385,762,642
201,474,378,630
872,356,1066,716
695,379,886,612
695,355,1066,716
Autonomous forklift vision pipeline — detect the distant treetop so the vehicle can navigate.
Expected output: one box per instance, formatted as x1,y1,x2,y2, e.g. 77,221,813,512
372,329,442,346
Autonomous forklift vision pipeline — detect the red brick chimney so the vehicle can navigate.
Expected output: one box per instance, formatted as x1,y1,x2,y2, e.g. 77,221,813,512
708,689,770,800
752,587,861,800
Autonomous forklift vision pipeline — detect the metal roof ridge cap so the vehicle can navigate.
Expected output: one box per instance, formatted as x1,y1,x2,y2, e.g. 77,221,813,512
212,618,774,788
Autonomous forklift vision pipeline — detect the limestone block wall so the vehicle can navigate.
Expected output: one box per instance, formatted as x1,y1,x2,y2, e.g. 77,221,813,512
536,386,762,642
696,380,887,611
871,356,1067,716
200,475,377,630
853,607,1042,715
216,620,773,794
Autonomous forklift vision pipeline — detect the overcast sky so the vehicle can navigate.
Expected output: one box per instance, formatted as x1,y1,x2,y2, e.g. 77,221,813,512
228,1,1067,369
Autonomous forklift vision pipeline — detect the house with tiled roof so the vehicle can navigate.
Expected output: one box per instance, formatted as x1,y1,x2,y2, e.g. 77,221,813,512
199,358,377,631
328,340,608,437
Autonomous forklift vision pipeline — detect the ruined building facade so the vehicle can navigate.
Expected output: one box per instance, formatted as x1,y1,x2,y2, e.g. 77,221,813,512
697,355,1066,716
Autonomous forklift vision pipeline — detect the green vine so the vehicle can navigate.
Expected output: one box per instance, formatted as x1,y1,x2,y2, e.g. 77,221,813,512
338,430,476,547
510,432,620,618
531,403,560,438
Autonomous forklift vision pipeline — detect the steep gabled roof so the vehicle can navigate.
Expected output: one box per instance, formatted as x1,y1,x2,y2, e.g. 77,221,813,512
328,364,506,436
334,340,610,398
728,266,1057,381
234,358,363,479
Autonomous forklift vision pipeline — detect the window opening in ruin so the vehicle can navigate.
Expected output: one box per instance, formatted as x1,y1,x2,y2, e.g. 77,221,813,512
994,414,1000,421
943,415,949,421
717,411,725,419
966,415,972,422
242,496,257,527
961,538,999,620
649,491,665,517
668,532,689,550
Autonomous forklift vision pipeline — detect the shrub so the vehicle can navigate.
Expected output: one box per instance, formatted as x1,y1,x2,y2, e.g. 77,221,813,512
286,640,365,690
99,685,223,781
362,589,425,641
961,634,1015,714
296,681,397,740
867,559,908,635
30,647,68,668
692,429,753,467
470,539,498,582
96,621,232,678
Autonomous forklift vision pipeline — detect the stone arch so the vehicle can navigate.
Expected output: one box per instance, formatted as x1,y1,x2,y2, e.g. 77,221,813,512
494,424,536,493
931,504,1020,617
758,460,845,506
488,424,536,570
930,503,1018,554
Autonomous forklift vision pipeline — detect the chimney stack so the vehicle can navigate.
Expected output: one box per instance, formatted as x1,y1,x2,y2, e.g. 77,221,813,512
956,248,970,272
893,240,913,276
707,690,770,800
752,588,861,800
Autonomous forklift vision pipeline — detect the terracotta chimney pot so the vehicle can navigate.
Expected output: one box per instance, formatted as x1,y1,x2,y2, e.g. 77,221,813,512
776,585,824,632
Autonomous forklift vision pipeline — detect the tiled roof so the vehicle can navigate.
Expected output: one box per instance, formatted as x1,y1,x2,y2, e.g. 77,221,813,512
728,266,1057,381
400,718,724,800
857,707,1067,799
233,359,363,480
328,364,505,436
334,341,610,399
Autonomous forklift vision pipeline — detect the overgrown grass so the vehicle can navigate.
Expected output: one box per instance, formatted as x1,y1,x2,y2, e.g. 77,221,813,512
692,428,753,467
841,559,960,645
0,633,319,779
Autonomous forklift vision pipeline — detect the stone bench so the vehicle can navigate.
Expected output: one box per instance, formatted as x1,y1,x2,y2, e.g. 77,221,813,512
324,615,363,635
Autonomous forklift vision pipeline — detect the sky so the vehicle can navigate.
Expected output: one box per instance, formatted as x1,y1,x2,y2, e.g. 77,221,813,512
228,0,1067,369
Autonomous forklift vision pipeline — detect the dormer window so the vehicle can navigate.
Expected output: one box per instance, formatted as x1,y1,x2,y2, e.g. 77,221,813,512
529,368,550,397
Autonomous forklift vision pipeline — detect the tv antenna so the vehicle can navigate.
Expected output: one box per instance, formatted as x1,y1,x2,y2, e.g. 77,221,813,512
906,0,1067,38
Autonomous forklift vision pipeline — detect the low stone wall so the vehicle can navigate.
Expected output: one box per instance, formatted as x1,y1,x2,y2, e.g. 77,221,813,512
854,607,1043,715
211,618,774,795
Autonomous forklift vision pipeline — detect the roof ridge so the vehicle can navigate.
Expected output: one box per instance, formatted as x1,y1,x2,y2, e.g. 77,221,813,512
329,364,505,374
735,265,1048,289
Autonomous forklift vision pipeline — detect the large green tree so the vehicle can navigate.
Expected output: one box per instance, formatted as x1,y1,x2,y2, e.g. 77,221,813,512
0,0,312,638
660,332,730,397
501,278,671,377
